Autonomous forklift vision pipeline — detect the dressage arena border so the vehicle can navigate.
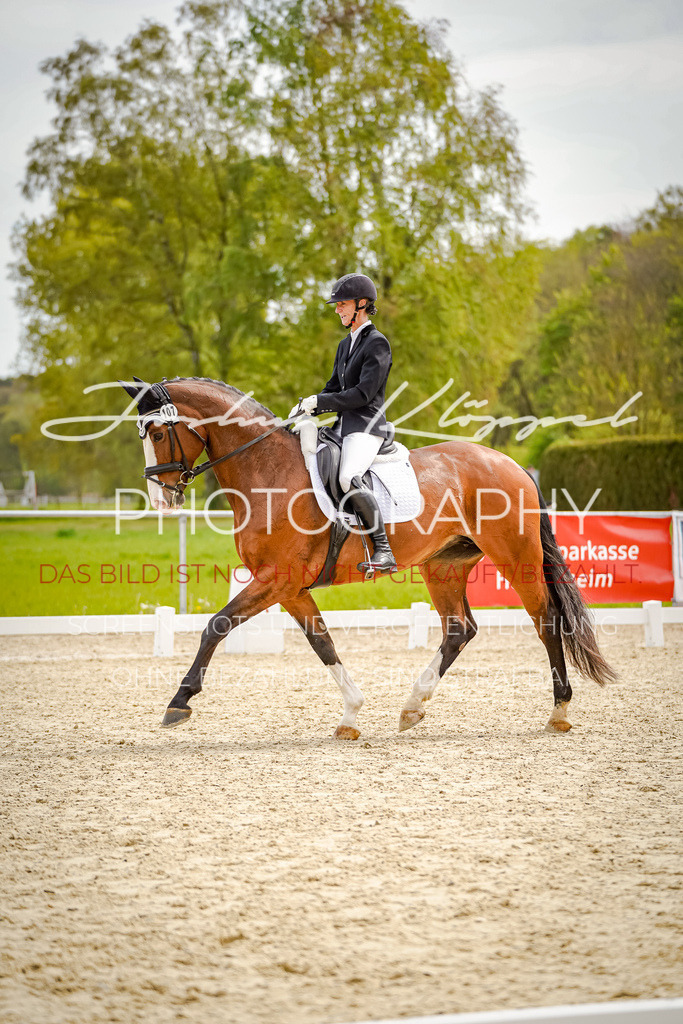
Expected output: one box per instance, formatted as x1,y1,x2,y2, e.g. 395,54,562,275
349,998,683,1024
1,601,683,655
348,998,683,1024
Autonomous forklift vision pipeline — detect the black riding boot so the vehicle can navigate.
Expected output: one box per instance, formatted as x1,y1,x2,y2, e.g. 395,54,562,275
347,476,398,576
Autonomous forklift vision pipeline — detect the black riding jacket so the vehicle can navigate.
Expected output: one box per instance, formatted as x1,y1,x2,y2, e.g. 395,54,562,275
316,323,392,439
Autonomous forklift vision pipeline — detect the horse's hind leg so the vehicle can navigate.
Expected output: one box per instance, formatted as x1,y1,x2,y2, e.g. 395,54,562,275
282,591,364,740
538,595,573,732
482,533,573,732
507,578,572,732
398,558,480,733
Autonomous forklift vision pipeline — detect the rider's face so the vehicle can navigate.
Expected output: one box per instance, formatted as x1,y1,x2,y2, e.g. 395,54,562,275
335,298,366,328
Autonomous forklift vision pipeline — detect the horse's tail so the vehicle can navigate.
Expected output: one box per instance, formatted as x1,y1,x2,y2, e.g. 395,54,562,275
536,484,618,686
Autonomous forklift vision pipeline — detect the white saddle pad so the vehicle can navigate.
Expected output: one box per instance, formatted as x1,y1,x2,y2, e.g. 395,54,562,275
295,418,423,525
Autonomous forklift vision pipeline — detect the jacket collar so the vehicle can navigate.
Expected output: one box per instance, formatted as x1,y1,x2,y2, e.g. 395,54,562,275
350,319,372,346
344,321,373,357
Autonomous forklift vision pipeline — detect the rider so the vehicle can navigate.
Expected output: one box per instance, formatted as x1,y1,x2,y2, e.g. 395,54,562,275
292,273,398,576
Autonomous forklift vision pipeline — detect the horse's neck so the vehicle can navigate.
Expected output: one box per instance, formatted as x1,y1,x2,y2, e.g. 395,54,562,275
196,389,300,490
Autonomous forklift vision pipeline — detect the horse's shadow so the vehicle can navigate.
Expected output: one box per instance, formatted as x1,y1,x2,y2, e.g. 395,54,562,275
111,725,557,757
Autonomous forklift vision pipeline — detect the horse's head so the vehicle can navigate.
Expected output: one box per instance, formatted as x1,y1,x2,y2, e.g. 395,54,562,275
120,377,207,513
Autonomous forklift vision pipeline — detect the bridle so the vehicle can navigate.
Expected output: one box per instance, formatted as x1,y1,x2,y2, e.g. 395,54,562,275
139,387,292,506
139,404,206,504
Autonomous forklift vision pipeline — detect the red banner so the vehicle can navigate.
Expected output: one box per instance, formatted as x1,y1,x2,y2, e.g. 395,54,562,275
466,514,673,606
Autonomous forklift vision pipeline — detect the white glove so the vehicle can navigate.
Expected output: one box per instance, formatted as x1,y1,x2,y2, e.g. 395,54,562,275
289,395,317,418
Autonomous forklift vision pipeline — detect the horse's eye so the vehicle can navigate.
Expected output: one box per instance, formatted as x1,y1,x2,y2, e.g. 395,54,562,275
153,432,164,442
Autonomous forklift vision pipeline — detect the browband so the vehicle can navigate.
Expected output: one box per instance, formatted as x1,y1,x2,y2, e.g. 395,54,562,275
137,402,180,438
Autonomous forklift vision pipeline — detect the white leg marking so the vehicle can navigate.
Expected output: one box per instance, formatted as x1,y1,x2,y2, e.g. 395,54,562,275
403,651,443,712
329,662,364,728
546,701,572,732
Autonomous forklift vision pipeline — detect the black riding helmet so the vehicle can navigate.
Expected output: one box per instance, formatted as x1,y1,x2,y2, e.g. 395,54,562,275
325,273,377,304
326,273,377,330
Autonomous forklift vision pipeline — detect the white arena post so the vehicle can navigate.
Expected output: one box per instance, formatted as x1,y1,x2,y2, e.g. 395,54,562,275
222,566,249,654
177,512,188,614
408,601,431,648
223,566,284,655
643,600,664,647
242,609,286,654
153,606,175,657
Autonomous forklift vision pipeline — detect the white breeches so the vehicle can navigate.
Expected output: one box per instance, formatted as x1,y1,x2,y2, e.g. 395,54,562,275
339,432,384,493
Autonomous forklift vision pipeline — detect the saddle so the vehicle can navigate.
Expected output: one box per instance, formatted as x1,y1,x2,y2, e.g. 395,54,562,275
307,424,397,590
315,424,397,508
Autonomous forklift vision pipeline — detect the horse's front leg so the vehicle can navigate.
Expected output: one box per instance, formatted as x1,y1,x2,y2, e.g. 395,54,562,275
282,591,364,740
162,580,279,728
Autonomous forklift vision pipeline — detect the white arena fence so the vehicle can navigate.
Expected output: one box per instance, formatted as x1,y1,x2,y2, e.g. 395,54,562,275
2,600,682,657
2,509,682,653
346,996,683,1024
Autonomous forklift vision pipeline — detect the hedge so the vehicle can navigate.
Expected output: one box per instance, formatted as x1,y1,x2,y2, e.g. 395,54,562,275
538,436,683,511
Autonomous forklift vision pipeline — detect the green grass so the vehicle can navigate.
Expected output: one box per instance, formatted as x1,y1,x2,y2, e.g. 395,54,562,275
1,519,430,616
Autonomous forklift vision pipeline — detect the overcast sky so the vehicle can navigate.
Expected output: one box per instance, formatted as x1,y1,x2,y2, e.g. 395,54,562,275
1,0,682,376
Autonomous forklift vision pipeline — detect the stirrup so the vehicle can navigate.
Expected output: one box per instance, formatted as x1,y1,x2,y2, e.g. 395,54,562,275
357,557,397,580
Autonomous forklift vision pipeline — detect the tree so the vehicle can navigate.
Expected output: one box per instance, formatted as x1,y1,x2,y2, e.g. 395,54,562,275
15,7,316,384
13,0,532,492
247,0,536,436
0,379,27,491
506,188,683,446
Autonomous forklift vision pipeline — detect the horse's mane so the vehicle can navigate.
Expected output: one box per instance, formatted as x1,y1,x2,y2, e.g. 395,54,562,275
166,376,284,429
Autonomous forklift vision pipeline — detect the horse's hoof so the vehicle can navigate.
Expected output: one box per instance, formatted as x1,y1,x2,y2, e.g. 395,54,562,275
546,702,571,733
546,718,572,733
399,708,425,732
161,707,192,728
333,725,361,741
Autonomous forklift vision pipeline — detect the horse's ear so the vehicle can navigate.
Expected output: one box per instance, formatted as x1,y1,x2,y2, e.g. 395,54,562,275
119,379,144,401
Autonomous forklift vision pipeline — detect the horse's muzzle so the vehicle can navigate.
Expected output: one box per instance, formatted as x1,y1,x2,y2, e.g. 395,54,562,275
151,491,184,513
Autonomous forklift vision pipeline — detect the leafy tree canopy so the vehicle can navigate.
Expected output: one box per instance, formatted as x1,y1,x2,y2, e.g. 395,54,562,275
499,187,683,456
12,0,532,493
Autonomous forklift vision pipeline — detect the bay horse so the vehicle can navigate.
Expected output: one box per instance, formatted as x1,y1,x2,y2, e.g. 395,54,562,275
121,376,616,739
